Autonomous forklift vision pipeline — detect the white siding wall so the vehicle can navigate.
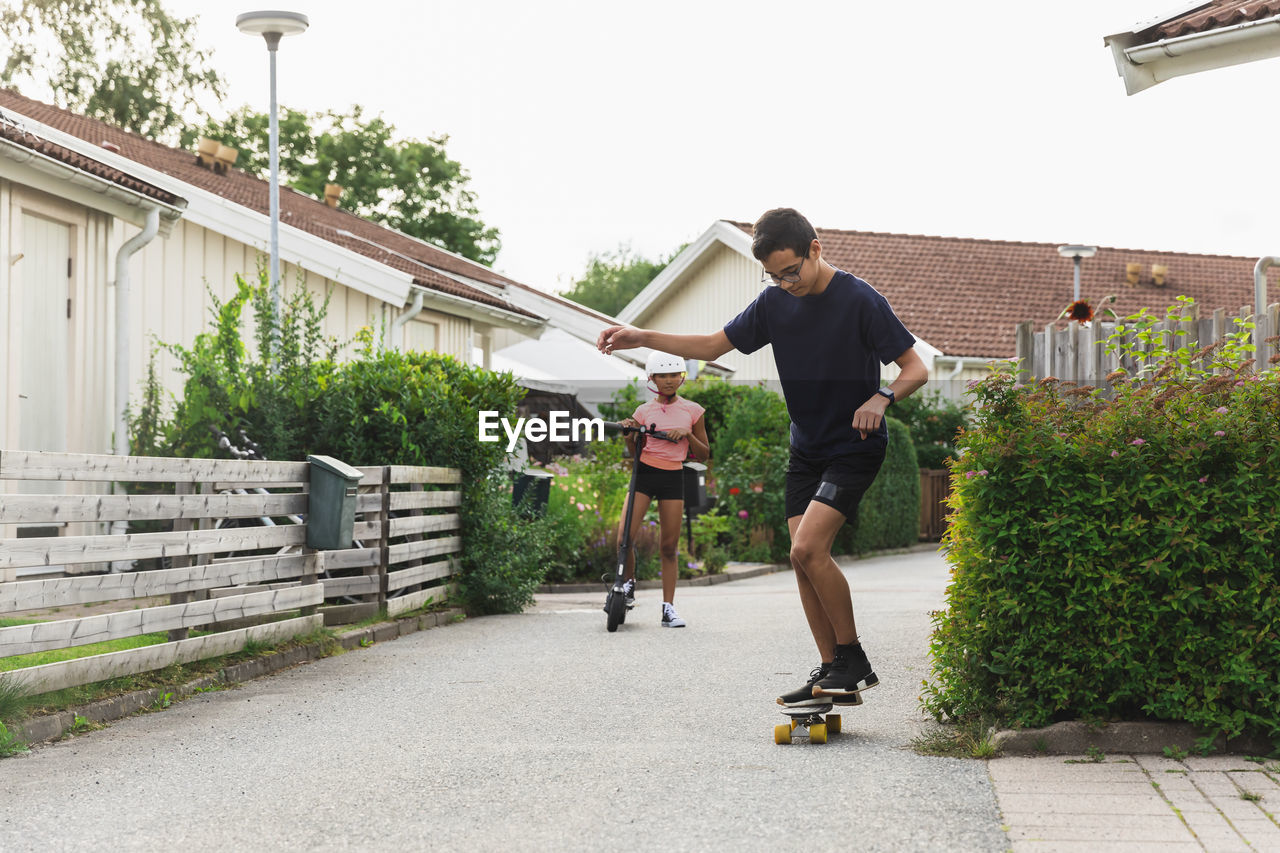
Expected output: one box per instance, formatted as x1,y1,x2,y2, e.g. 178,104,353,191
639,243,780,383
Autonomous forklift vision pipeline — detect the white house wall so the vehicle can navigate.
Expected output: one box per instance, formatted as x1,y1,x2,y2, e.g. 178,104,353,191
640,242,780,384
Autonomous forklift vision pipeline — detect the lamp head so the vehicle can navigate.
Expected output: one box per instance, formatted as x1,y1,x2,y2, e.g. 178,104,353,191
236,10,309,40
1057,245,1098,260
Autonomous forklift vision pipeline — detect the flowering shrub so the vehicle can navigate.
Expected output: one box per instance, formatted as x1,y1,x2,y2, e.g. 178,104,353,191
923,344,1280,749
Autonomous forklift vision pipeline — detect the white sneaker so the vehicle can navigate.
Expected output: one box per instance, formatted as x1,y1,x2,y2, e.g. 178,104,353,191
661,602,686,628
622,578,636,609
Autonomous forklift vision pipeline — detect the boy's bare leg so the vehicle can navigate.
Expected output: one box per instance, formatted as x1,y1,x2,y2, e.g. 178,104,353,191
657,499,684,602
787,501,857,660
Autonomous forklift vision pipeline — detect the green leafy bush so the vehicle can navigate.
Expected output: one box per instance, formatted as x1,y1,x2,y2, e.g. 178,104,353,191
924,346,1280,748
838,417,920,554
893,390,969,469
126,270,544,615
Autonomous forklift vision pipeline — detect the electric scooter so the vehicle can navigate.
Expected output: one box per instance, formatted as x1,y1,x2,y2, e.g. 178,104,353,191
601,421,676,633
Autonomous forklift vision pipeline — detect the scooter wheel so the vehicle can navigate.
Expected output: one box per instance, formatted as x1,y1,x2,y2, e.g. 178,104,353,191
606,592,625,632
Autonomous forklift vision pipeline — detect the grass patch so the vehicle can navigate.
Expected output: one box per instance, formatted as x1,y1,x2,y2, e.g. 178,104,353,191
0,677,33,724
912,720,998,759
0,617,42,628
0,632,170,672
0,720,29,756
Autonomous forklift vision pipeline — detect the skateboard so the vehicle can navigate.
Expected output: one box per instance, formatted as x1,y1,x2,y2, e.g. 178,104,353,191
774,692,862,745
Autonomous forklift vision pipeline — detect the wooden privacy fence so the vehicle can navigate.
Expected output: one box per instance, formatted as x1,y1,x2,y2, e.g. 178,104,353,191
919,469,951,541
1015,302,1279,385
0,450,461,697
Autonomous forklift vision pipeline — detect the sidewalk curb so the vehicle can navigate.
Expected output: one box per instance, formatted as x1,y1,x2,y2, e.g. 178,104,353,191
991,720,1275,756
13,607,465,748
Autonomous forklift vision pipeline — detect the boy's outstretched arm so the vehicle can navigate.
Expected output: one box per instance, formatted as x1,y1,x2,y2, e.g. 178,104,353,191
597,326,734,362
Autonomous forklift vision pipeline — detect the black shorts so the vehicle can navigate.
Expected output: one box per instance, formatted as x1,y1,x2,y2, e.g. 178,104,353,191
784,447,886,521
633,461,684,502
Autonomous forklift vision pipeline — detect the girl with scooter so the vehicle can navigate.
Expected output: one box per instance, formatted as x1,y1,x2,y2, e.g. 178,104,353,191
614,351,710,627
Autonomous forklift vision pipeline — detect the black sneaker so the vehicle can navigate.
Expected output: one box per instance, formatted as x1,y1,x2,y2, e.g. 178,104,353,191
813,643,878,698
776,663,833,708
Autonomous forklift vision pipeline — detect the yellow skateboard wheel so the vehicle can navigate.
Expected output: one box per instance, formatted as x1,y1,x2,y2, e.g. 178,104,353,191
809,723,827,744
827,714,842,734
774,724,792,744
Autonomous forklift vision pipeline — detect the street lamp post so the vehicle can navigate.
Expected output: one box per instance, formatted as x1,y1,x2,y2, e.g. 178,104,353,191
1057,244,1098,303
236,10,309,357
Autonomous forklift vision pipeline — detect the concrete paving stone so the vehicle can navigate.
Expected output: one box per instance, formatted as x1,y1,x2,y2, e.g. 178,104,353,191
1227,770,1280,791
1005,819,1195,843
1185,756,1272,772
995,793,1170,815
1011,841,1200,853
1209,795,1273,821
1192,774,1246,794
992,779,1163,796
1231,819,1280,847
998,811,1163,829
1135,755,1190,772
988,757,1146,782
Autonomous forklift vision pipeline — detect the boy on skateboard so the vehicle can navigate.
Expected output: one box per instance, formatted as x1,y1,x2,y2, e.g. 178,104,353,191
597,207,928,706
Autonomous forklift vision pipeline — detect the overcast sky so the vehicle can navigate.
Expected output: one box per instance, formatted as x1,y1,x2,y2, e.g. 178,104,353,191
161,0,1280,294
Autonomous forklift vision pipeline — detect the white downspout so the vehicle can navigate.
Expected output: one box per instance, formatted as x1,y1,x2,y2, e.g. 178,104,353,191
110,207,160,560
1254,257,1278,373
389,289,424,351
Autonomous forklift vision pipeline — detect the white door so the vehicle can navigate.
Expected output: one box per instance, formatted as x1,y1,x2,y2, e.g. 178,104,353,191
16,213,71,519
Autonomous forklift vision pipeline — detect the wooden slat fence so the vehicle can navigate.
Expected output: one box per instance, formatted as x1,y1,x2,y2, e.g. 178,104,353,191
0,450,462,697
1016,302,1280,385
919,469,951,541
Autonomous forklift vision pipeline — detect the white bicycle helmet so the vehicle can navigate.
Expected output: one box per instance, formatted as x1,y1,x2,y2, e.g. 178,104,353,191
645,350,687,377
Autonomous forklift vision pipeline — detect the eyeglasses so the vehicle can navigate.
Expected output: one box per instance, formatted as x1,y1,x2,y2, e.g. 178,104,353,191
761,255,806,285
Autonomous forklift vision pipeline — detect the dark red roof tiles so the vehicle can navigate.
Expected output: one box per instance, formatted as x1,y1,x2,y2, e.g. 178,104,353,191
0,89,539,320
0,111,181,206
1149,1,1280,39
731,221,1276,359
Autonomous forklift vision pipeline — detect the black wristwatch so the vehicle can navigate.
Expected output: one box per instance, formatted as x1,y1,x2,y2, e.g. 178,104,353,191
876,387,895,406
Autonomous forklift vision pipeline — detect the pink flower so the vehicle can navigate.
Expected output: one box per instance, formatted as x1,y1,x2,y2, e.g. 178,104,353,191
1215,406,1228,414
1198,476,1209,483
751,484,764,493
738,510,749,519
965,471,976,479
1214,430,1226,437
1110,451,1120,458
978,470,989,477
576,502,586,511
1130,439,1146,446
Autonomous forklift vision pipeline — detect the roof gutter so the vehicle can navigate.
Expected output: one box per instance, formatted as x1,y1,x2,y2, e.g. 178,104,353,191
388,289,424,350
1106,14,1280,94
0,135,185,231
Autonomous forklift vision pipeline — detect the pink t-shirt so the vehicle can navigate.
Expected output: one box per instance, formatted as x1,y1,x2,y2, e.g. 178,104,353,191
632,396,705,471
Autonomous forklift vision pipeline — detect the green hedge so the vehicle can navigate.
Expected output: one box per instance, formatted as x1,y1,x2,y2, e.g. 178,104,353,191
128,270,544,615
923,365,1280,749
838,417,920,554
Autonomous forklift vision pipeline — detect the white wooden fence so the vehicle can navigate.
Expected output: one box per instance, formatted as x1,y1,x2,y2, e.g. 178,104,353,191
0,450,461,697
1015,302,1280,384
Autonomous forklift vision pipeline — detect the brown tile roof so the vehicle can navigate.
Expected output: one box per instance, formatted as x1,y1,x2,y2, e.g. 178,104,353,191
0,89,540,320
0,110,182,207
731,221,1278,359
1147,1,1280,39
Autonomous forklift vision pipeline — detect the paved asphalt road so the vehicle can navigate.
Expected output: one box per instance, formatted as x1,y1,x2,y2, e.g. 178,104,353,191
0,549,1008,852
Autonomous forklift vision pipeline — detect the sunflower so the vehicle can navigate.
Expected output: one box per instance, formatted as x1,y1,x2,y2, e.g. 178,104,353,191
1066,300,1094,323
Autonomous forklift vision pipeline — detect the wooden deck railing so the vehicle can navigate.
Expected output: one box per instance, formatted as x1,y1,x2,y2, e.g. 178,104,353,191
0,450,461,697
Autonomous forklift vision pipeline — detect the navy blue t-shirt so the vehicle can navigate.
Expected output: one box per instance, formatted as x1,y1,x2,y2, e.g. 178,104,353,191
722,270,917,457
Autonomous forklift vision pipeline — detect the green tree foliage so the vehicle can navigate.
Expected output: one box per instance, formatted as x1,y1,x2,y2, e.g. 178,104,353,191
193,105,501,264
560,245,676,317
0,0,225,142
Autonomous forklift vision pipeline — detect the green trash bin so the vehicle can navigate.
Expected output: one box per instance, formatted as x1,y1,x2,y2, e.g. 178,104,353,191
306,455,364,550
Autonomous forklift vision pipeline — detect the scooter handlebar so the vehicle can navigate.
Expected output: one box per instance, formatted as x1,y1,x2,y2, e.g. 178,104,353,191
600,421,678,442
